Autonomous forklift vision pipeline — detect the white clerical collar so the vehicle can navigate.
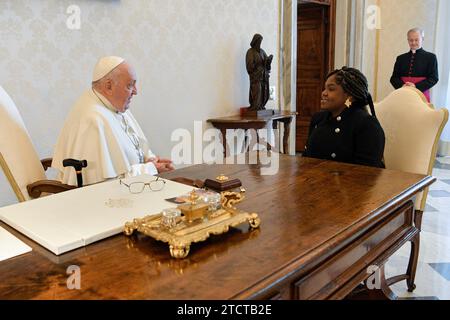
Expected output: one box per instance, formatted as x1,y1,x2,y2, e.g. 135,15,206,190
92,89,119,113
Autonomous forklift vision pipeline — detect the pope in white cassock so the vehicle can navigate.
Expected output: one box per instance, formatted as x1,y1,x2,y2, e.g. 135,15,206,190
52,56,174,186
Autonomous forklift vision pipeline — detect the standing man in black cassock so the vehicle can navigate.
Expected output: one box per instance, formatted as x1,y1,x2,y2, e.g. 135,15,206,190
390,28,439,102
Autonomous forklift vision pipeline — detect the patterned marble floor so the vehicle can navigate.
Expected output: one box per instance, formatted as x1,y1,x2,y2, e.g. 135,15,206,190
385,157,450,300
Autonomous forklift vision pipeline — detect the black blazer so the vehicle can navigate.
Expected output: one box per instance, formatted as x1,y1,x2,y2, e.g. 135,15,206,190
303,108,385,168
390,48,439,92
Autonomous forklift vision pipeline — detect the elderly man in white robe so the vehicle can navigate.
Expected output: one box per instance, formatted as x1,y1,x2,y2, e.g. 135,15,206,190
52,56,174,186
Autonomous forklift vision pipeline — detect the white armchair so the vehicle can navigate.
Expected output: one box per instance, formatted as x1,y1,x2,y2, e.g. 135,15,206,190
0,85,78,202
375,87,448,292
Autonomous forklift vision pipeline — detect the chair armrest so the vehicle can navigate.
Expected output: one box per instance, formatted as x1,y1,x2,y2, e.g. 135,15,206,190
27,180,76,199
40,158,53,171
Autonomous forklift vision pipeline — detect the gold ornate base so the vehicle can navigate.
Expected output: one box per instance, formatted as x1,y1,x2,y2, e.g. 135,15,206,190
124,208,260,259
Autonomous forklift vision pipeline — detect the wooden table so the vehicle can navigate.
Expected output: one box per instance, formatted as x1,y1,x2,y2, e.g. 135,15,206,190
207,111,296,157
0,155,434,299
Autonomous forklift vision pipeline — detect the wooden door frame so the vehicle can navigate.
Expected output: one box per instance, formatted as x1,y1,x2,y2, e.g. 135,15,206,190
278,0,336,154
298,0,336,73
295,0,336,153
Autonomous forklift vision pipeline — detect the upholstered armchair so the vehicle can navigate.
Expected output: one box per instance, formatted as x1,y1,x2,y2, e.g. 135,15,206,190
0,85,82,202
375,87,448,292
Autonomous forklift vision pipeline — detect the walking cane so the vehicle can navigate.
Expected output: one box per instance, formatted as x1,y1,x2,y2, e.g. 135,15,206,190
63,159,88,188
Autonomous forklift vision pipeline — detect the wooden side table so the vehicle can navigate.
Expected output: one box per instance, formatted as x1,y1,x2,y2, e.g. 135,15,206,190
207,111,296,158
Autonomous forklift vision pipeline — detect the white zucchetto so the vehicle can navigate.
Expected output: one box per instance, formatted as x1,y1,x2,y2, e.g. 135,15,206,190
92,56,125,82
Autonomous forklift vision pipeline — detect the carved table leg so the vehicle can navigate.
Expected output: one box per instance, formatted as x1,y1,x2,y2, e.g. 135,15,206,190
256,131,260,163
414,210,424,231
280,117,292,154
220,128,227,159
386,229,421,292
406,233,420,292
378,265,398,299
244,129,249,153
348,265,398,300
272,120,280,153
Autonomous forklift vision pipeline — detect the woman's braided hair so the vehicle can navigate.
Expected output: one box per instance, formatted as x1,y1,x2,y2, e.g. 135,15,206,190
327,66,377,118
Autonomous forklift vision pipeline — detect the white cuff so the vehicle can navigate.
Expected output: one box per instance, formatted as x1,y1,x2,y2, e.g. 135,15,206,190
127,162,158,177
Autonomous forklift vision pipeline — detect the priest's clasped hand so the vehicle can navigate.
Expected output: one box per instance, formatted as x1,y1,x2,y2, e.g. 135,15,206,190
146,156,175,173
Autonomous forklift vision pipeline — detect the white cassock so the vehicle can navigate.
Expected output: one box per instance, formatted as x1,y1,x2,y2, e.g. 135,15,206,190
52,89,157,186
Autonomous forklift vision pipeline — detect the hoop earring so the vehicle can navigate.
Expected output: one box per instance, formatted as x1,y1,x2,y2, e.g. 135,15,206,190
345,98,352,108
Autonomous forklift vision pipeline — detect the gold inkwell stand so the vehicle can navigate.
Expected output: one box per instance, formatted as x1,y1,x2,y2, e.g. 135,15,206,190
124,174,260,259
178,190,209,223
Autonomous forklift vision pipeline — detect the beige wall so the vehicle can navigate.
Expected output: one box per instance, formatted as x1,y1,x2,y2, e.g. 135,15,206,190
361,0,378,96
0,0,280,207
334,0,378,94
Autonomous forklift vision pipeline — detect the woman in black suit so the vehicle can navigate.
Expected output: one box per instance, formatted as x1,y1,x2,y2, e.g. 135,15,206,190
303,67,385,168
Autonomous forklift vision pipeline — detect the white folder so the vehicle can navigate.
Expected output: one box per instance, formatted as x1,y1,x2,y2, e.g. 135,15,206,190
0,226,32,261
0,176,195,255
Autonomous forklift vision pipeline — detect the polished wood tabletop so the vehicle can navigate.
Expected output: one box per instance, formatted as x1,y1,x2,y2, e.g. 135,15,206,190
0,155,434,299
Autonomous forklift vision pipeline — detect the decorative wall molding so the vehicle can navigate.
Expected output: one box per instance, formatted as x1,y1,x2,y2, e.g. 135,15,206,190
279,0,297,155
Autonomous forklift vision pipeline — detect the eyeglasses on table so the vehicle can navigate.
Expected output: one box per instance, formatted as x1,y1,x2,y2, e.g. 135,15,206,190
119,177,166,194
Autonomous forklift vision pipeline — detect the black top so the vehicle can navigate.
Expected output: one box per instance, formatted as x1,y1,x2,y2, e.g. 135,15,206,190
303,108,385,168
390,48,439,92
